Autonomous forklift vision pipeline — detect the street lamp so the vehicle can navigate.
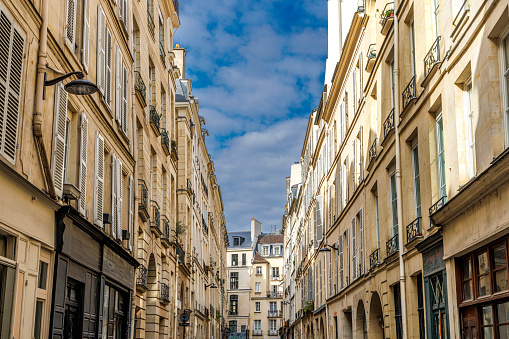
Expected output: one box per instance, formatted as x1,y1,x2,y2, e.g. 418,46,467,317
205,283,217,290
319,244,338,252
43,71,99,99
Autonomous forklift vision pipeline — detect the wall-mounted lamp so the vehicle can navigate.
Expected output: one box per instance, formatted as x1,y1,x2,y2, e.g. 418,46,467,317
319,244,339,252
44,71,99,99
205,283,217,290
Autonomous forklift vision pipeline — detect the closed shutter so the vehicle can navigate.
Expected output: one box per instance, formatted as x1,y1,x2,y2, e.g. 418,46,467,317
78,113,88,215
352,140,356,191
359,126,363,182
119,0,128,30
65,0,77,49
345,96,349,130
308,267,312,302
128,175,133,250
111,153,117,237
345,228,349,285
82,0,90,71
339,234,343,289
316,195,322,244
94,133,105,227
115,47,121,123
122,63,128,132
359,210,364,275
97,5,105,94
359,54,363,102
105,26,112,105
339,166,343,211
0,12,24,164
353,70,356,113
117,158,123,240
352,217,357,280
52,83,68,197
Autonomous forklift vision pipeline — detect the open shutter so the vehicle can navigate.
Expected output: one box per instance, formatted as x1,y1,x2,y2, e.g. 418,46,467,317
359,210,364,275
94,133,105,227
119,0,128,30
316,195,322,244
105,26,112,105
117,159,123,240
122,64,128,133
359,126,363,182
78,112,88,215
359,54,363,102
111,153,117,238
128,175,133,250
0,12,24,164
65,0,77,49
345,228,349,285
339,234,344,289
97,5,105,94
352,217,357,280
353,69,357,113
52,83,68,197
352,140,356,191
115,47,122,123
82,0,90,71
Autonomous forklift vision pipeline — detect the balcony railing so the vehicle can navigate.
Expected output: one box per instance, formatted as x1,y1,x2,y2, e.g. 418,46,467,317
386,234,399,257
138,179,149,221
270,291,283,298
402,76,417,112
228,310,238,316
268,310,282,317
137,265,148,290
383,109,395,141
161,215,171,246
160,282,170,302
149,106,161,136
453,0,470,27
134,71,146,103
379,2,394,35
161,128,170,156
429,196,447,216
272,275,280,280
424,37,441,80
176,243,185,265
147,9,155,38
406,217,422,243
150,200,161,235
255,271,262,276
369,248,380,269
366,44,377,73
171,140,178,160
269,330,278,335
369,138,377,164
253,330,262,336
202,215,208,234
159,41,166,63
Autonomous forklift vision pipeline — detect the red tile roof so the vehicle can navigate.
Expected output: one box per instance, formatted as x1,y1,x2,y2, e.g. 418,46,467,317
252,251,269,264
257,234,284,244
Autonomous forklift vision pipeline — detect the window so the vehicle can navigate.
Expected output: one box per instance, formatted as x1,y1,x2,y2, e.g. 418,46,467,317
394,284,403,339
254,320,261,331
263,246,269,256
390,61,395,109
229,321,237,333
270,301,277,311
233,237,239,246
67,280,83,339
410,21,416,77
464,78,476,178
375,192,380,252
270,319,277,331
242,253,246,266
272,267,279,279
65,0,91,69
0,261,15,338
255,302,260,312
256,266,262,275
229,295,238,314
502,34,509,147
436,114,447,199
241,325,247,332
231,254,238,266
38,261,48,290
390,172,398,237
429,272,447,338
412,144,422,218
255,282,261,293
115,47,128,133
110,154,124,241
417,274,425,339
273,246,280,256
97,5,112,105
230,272,239,290
34,300,44,339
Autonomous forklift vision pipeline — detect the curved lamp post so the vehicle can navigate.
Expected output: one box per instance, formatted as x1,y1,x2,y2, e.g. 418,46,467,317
43,71,99,99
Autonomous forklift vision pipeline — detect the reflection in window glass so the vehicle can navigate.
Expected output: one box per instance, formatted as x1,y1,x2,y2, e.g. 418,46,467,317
38,261,48,290
478,252,491,297
34,300,43,339
462,259,472,301
481,305,494,339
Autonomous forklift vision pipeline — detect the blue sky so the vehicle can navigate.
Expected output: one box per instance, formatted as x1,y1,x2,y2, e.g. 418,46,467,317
175,0,328,233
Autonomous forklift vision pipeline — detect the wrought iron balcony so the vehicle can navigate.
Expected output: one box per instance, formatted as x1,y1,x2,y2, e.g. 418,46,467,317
228,310,238,316
202,215,208,234
161,128,170,156
268,310,282,317
176,242,185,265
160,282,170,302
269,330,278,335
134,71,146,104
379,2,394,35
270,291,283,298
366,44,377,73
186,179,193,197
253,330,262,336
138,179,149,221
147,9,155,38
137,265,148,290
429,196,447,216
161,215,171,247
383,109,395,141
402,76,417,112
159,41,166,63
171,140,178,160
369,248,380,269
386,234,399,258
424,36,441,80
149,106,161,136
150,200,161,235
369,138,377,165
406,217,422,244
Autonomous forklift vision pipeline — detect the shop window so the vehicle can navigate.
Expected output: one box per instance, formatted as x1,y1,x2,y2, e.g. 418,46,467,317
102,284,127,339
462,258,473,301
65,280,82,339
394,284,403,339
493,244,508,293
429,272,448,338
477,251,491,297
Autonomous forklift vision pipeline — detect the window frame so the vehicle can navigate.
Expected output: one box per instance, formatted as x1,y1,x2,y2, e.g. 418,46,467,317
499,29,509,149
463,77,476,178
412,143,422,218
390,172,398,237
436,113,447,199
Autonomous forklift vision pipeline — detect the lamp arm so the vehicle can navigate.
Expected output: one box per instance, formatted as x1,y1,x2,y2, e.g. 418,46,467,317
44,71,84,87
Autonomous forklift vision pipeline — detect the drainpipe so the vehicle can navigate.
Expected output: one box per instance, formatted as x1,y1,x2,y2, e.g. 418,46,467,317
324,250,330,339
393,0,408,338
33,0,56,199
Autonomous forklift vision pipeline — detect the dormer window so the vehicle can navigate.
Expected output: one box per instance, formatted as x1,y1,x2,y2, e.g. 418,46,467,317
233,237,240,246
274,246,280,256
263,246,269,256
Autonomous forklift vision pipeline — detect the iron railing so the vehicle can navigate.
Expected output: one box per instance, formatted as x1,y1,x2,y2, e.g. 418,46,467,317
171,140,178,158
138,179,149,214
160,282,170,301
379,2,394,28
202,215,208,234
137,265,147,289
270,291,283,298
149,106,160,131
176,243,185,265
253,330,262,336
369,138,377,164
386,234,399,257
268,310,282,317
150,200,161,232
453,0,470,26
406,217,422,243
159,41,166,63
269,330,278,335
383,109,395,140
161,128,170,154
424,37,441,79
147,8,155,38
228,310,238,316
134,71,146,101
429,196,447,216
370,248,380,269
161,215,171,243
367,43,376,60
402,76,417,111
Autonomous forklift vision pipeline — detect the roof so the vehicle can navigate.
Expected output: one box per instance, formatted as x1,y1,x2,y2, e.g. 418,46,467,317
257,234,284,245
252,251,269,264
175,79,188,102
227,231,251,249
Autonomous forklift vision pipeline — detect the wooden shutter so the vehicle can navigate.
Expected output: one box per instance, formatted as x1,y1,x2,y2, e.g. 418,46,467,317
105,26,112,105
52,83,68,197
97,5,106,94
82,0,90,71
353,70,356,113
352,217,357,280
339,234,344,289
65,0,77,48
359,54,363,102
339,165,343,211
115,47,122,122
78,112,88,215
128,175,133,250
0,12,24,164
345,228,349,285
94,133,105,227
316,195,322,244
111,153,117,237
359,210,364,275
117,158,123,240
122,63,128,132
119,0,128,30
352,140,356,191
359,126,363,182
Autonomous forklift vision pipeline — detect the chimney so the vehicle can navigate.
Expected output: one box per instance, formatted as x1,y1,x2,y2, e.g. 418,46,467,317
173,44,186,79
251,218,261,243
324,0,341,89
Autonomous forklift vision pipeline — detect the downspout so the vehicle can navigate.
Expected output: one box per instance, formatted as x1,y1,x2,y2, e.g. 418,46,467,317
33,0,56,199
393,0,408,338
325,250,330,339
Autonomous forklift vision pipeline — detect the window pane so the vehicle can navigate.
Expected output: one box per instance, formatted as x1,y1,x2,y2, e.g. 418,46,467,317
462,259,471,280
477,252,489,275
498,302,509,324
483,327,494,339
463,281,472,301
479,275,491,297
499,325,509,339
34,300,43,339
493,245,507,269
504,36,509,71
482,305,493,325
38,261,48,290
495,269,508,293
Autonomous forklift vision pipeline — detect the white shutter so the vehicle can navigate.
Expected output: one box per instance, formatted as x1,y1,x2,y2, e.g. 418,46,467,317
339,166,343,211
345,228,349,285
339,234,344,289
128,175,134,250
359,126,363,182
82,0,90,71
78,112,88,215
65,0,77,49
122,63,128,132
352,140,356,191
316,195,322,244
115,46,122,122
94,133,105,227
105,26,112,105
51,83,68,197
352,217,357,280
359,54,363,102
117,158,123,240
359,210,364,275
119,0,128,30
0,12,24,164
111,153,117,237
97,5,106,94
353,69,357,113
